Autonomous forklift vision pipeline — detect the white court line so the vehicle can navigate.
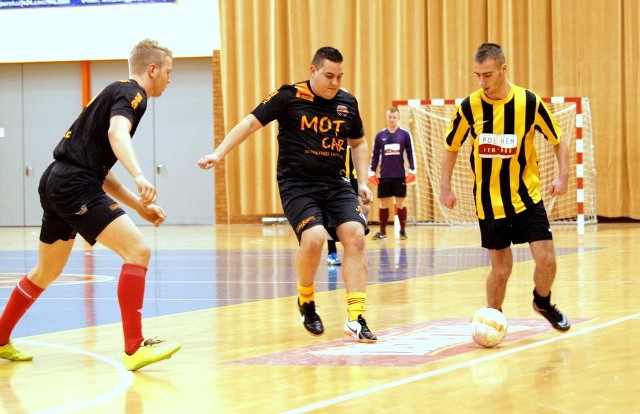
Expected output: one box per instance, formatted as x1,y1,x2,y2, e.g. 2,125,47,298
17,339,133,414
282,313,640,414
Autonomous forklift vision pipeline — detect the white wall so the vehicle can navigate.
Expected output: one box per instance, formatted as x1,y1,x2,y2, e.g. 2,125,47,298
0,0,219,63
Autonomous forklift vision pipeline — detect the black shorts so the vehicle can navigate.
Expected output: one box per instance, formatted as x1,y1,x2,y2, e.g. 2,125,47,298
378,177,407,198
38,161,126,246
479,201,552,250
278,177,369,242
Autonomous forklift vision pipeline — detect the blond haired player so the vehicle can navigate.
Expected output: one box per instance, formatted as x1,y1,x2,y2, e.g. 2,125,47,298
0,39,181,370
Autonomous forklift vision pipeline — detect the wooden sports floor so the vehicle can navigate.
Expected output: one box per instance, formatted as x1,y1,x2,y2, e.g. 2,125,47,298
1,222,639,413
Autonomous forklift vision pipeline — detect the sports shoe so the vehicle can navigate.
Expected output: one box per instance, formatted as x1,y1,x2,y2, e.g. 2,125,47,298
327,252,342,266
344,315,377,342
372,231,386,240
533,300,571,332
399,231,408,240
123,338,182,371
298,299,324,335
0,341,33,361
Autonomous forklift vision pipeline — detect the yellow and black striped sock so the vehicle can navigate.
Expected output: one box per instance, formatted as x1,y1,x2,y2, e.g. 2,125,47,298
297,283,315,305
347,292,366,321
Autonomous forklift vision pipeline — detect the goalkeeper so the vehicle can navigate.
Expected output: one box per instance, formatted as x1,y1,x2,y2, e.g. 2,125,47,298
368,107,416,240
439,42,570,332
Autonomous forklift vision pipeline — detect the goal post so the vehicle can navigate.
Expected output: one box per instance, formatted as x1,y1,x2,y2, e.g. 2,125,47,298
392,97,596,234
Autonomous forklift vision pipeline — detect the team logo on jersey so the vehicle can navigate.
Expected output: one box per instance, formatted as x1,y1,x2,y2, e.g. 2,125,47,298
336,105,349,117
131,93,143,110
109,203,121,211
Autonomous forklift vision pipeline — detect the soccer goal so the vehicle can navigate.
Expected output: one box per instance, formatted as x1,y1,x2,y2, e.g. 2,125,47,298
393,97,596,234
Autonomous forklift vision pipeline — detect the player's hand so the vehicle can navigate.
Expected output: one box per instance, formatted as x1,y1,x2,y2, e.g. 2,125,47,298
359,184,373,205
139,203,167,227
550,177,568,197
198,152,223,170
405,173,416,185
439,189,457,210
134,174,157,206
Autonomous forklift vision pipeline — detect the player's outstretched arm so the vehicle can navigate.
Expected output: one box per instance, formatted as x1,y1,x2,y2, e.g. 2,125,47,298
198,114,264,170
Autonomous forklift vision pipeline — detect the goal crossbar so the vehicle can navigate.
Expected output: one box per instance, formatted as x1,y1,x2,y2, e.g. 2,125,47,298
391,97,596,234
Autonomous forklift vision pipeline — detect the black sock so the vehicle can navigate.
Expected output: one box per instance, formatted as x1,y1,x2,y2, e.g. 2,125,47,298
533,289,551,308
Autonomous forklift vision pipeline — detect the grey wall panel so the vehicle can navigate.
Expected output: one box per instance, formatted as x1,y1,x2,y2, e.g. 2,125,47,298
154,58,214,225
0,65,25,225
22,62,83,226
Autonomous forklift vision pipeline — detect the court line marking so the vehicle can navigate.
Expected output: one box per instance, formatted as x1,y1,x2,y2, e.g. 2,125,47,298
17,339,133,414
282,313,640,414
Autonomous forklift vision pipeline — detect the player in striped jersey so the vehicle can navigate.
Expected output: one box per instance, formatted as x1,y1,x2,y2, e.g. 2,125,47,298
439,43,571,332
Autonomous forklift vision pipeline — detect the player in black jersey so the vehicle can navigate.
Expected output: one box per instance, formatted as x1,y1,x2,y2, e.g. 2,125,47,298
199,46,377,342
0,39,181,370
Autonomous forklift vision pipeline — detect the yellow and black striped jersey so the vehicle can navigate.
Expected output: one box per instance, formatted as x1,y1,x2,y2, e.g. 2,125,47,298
445,84,561,219
344,146,357,179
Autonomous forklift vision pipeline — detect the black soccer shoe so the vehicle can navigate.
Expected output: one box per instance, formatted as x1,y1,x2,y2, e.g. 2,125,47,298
344,315,378,342
298,299,324,336
533,300,571,331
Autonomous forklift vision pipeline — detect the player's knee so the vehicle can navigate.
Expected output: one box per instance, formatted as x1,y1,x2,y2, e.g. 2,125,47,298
300,228,326,252
126,241,152,265
491,266,512,282
537,255,557,274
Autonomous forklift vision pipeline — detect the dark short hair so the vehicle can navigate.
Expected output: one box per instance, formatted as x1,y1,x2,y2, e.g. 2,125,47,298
473,43,505,65
311,46,343,68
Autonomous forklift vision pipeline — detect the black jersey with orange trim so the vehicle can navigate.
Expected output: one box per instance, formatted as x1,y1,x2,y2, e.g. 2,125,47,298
53,79,147,180
251,80,365,181
445,84,561,220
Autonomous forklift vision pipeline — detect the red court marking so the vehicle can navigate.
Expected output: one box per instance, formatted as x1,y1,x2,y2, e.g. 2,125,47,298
230,318,590,367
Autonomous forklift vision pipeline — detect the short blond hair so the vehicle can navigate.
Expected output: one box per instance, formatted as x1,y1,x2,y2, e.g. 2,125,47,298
129,39,173,75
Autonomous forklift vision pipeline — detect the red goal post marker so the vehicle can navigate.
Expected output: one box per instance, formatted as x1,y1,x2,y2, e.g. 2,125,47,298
393,97,586,235
545,97,585,235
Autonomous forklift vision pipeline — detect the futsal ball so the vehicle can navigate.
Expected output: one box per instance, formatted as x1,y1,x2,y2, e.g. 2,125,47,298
470,308,508,348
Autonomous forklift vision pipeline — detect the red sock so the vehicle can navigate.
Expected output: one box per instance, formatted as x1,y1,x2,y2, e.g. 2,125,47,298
397,207,407,231
118,263,147,355
379,208,389,233
0,276,44,344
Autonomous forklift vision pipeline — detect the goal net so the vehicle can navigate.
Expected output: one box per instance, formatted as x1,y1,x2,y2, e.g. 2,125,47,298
393,97,596,233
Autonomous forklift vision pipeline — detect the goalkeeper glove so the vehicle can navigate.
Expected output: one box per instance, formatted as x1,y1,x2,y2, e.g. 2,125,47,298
368,170,380,186
405,170,416,184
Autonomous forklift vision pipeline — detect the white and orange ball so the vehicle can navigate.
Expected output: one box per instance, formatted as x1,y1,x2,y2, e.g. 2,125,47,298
470,308,508,348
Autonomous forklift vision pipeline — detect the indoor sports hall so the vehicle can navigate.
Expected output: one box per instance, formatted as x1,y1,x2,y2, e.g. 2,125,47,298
2,1,640,413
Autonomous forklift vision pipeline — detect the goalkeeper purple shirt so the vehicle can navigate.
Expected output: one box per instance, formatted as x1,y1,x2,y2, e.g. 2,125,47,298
369,127,415,179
